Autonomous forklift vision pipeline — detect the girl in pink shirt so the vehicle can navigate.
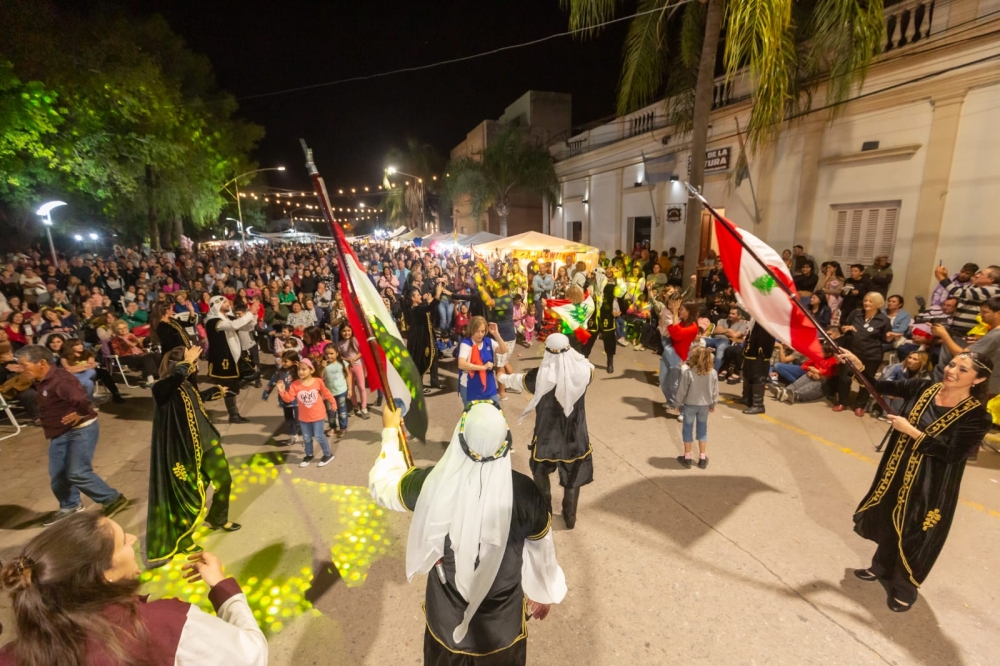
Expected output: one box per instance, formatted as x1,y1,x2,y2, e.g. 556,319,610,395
278,359,336,468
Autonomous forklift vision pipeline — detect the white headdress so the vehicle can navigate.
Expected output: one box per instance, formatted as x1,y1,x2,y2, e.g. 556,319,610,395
406,402,513,644
519,333,594,423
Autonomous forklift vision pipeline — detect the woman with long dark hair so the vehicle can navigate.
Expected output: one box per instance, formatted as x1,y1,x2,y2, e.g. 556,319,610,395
840,350,993,612
58,337,124,403
0,512,265,665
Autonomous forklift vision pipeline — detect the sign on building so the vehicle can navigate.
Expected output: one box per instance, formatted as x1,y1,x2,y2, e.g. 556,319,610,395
666,204,685,224
687,147,732,174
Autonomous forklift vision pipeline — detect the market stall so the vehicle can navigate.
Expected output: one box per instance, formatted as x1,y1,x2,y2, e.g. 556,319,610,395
456,231,503,247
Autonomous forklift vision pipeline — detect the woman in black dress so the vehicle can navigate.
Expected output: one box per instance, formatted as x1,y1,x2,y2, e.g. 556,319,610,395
834,292,891,416
839,349,992,612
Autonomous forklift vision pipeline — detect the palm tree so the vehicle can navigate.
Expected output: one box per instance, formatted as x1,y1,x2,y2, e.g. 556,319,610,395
446,122,559,236
381,139,446,231
561,0,885,287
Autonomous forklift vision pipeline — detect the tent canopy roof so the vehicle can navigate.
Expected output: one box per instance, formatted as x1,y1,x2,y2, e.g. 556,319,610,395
472,231,598,255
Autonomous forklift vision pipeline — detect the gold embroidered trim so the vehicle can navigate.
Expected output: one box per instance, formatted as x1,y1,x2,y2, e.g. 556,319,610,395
922,509,942,531
172,462,188,482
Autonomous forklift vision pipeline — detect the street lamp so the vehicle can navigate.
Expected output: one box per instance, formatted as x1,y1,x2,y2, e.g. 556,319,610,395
385,166,425,231
73,234,83,242
36,201,67,266
221,166,286,250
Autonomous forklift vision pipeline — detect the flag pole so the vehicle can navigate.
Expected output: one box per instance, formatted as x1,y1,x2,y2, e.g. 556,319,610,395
734,117,762,226
302,139,415,466
683,182,893,415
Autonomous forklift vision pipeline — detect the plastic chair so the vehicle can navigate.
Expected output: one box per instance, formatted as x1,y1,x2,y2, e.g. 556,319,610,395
0,394,23,442
101,339,138,388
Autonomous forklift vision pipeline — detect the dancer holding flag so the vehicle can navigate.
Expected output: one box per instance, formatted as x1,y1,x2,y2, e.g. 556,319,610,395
369,402,567,664
547,285,594,355
839,348,993,612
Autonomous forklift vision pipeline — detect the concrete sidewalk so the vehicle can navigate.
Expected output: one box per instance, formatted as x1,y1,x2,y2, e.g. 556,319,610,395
1,345,998,665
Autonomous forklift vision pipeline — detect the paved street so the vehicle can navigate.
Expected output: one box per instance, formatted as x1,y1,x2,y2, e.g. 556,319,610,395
2,345,998,666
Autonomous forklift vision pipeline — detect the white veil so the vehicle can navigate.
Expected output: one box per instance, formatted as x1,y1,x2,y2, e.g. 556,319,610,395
406,402,514,644
519,333,594,423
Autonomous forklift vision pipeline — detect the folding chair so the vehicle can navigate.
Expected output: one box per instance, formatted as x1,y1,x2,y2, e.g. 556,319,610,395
101,339,139,388
0,394,23,442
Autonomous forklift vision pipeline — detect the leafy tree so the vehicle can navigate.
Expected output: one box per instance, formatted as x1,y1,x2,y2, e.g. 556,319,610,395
0,1,263,250
561,0,884,286
445,123,558,236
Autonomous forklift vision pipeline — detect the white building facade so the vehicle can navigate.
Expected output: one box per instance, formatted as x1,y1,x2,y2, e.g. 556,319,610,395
548,0,1000,305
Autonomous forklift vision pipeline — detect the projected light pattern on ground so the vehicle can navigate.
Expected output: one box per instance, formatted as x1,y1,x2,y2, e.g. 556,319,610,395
139,452,392,634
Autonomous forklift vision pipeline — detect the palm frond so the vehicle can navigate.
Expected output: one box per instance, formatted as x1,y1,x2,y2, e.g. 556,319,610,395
807,0,885,111
724,0,798,152
616,0,672,115
561,0,624,34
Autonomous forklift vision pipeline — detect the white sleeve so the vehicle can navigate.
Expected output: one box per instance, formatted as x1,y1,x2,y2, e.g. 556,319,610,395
215,311,256,332
521,531,567,605
368,427,412,513
458,342,472,361
497,372,526,393
176,591,267,666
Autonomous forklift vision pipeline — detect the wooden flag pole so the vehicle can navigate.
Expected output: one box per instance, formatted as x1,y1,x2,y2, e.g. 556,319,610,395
302,139,415,466
684,182,894,415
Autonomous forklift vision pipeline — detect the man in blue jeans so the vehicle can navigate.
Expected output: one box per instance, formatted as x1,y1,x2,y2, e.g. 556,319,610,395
703,306,749,372
15,345,128,526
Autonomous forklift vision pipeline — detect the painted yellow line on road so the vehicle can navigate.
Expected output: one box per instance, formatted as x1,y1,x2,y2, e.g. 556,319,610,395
756,413,1000,521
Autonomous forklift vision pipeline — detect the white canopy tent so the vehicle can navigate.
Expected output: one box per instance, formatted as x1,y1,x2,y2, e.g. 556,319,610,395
397,229,422,242
471,231,600,269
457,231,504,247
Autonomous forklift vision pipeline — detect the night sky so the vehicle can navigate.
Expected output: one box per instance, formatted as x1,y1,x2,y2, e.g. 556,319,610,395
122,0,629,193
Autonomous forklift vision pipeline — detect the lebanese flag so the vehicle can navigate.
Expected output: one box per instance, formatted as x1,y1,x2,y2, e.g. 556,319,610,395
546,295,594,345
714,216,824,363
331,223,429,440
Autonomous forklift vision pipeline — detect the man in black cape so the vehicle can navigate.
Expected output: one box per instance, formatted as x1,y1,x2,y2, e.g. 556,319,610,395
369,402,567,664
205,295,257,423
498,333,595,529
405,281,443,392
146,345,240,566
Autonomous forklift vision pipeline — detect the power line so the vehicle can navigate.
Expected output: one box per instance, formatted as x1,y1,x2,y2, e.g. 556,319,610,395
236,3,691,101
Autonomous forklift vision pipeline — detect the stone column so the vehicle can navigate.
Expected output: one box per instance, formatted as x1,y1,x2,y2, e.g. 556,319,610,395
902,92,967,305
792,117,827,249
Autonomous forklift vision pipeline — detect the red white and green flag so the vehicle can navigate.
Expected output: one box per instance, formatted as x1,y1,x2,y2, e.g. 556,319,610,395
546,296,594,345
331,225,429,440
714,216,824,363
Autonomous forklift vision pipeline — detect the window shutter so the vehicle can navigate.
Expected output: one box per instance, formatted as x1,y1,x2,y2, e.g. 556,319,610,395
878,207,898,258
832,210,848,257
828,202,900,265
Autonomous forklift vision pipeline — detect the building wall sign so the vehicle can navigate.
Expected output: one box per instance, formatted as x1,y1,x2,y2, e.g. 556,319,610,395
687,147,732,174
666,204,685,224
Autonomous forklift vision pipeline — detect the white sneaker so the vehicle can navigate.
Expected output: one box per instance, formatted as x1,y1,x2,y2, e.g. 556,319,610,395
616,337,627,347
299,455,314,468
318,454,335,467
291,435,302,445
677,413,684,423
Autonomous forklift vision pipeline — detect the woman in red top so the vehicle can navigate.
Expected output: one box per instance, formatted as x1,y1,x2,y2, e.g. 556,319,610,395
662,300,700,416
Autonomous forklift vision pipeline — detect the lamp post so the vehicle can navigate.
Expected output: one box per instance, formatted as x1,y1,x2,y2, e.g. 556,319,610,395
386,166,425,232
36,201,67,266
221,166,285,250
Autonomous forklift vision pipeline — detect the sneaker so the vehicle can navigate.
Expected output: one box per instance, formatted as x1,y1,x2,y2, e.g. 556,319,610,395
335,430,345,439
634,343,646,351
676,455,693,469
354,407,361,416
677,413,684,423
318,454,335,467
291,434,303,445
616,337,627,347
43,504,83,526
766,384,781,398
785,391,796,405
697,456,709,469
102,494,129,518
299,455,314,468
359,409,371,420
